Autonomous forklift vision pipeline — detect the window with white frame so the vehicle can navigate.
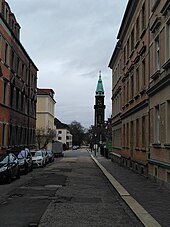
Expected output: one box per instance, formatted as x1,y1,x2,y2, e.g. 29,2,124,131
155,35,160,70
155,105,160,143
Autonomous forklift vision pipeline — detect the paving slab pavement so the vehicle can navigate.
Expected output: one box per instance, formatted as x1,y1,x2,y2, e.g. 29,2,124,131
93,152,170,227
39,151,143,227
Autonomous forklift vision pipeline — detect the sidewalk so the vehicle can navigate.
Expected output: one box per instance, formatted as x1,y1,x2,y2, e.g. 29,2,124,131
92,151,170,227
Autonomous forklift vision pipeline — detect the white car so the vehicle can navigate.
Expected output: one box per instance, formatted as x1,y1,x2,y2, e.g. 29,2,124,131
31,150,46,167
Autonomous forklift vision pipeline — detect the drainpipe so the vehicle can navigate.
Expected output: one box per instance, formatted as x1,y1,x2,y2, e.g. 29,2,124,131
147,0,151,175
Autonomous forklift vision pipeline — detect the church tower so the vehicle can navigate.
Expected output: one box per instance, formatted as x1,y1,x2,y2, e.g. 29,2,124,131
94,71,106,127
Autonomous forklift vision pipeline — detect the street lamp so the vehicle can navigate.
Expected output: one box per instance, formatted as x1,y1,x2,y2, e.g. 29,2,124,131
94,133,97,156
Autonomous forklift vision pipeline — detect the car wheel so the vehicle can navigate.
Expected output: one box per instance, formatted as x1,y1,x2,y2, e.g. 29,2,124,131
6,171,12,184
24,164,28,174
16,168,20,179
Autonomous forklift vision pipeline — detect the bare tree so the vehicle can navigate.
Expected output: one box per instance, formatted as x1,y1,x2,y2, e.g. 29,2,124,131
36,128,56,149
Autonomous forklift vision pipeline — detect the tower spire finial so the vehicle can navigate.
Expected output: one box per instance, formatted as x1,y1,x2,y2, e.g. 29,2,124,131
99,70,101,79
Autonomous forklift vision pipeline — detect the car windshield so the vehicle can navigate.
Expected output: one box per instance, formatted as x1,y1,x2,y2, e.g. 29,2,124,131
0,155,9,164
34,151,42,157
18,150,26,159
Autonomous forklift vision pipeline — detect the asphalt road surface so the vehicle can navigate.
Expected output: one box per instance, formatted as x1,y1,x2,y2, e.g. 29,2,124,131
0,149,143,227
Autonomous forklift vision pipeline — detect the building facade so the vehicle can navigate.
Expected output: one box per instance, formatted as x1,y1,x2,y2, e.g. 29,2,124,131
109,0,170,187
54,118,72,149
36,88,56,149
0,0,38,154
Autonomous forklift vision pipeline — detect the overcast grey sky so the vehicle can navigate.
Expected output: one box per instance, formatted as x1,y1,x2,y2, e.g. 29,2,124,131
8,0,128,128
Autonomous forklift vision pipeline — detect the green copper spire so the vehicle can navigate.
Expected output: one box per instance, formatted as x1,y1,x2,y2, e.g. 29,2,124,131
96,71,104,96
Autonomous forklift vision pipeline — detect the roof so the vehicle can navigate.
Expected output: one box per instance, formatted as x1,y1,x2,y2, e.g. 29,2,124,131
37,88,56,103
54,118,70,130
95,72,104,96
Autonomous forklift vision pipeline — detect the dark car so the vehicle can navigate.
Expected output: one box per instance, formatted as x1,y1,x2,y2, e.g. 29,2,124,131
0,153,20,183
17,149,33,174
47,150,54,162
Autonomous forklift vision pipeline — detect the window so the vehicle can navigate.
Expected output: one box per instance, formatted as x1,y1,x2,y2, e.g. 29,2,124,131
5,42,8,65
136,66,139,94
136,17,139,42
58,131,62,134
9,124,12,146
142,116,146,147
5,8,8,22
167,23,170,59
130,70,134,99
0,34,2,59
130,121,134,156
11,50,14,71
124,46,126,65
131,28,134,51
10,84,14,107
127,39,129,58
155,105,160,143
142,59,146,87
16,88,19,110
142,2,146,31
166,101,170,143
155,35,160,70
2,124,6,146
127,123,129,147
136,119,139,147
3,81,7,104
17,57,20,75
123,124,125,146
167,172,170,183
58,137,62,140
126,80,129,103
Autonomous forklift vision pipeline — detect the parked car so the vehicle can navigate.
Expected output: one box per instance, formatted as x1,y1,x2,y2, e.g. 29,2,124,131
0,153,20,183
72,145,79,150
43,150,50,164
31,150,46,168
47,150,54,162
17,148,33,174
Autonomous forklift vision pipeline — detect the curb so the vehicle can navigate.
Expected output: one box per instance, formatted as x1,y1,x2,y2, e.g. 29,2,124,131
91,155,161,227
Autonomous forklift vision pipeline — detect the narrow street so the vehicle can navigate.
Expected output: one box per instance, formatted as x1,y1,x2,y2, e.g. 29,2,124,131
0,149,142,227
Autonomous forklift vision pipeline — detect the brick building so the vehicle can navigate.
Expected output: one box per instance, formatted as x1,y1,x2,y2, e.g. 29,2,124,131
109,0,170,187
0,0,38,154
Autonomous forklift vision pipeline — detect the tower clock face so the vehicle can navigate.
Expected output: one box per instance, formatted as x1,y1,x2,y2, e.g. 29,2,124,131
97,99,102,106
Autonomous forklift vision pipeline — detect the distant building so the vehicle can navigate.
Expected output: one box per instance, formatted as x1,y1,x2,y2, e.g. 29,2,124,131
109,0,170,187
36,88,56,149
0,0,38,154
54,118,72,149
